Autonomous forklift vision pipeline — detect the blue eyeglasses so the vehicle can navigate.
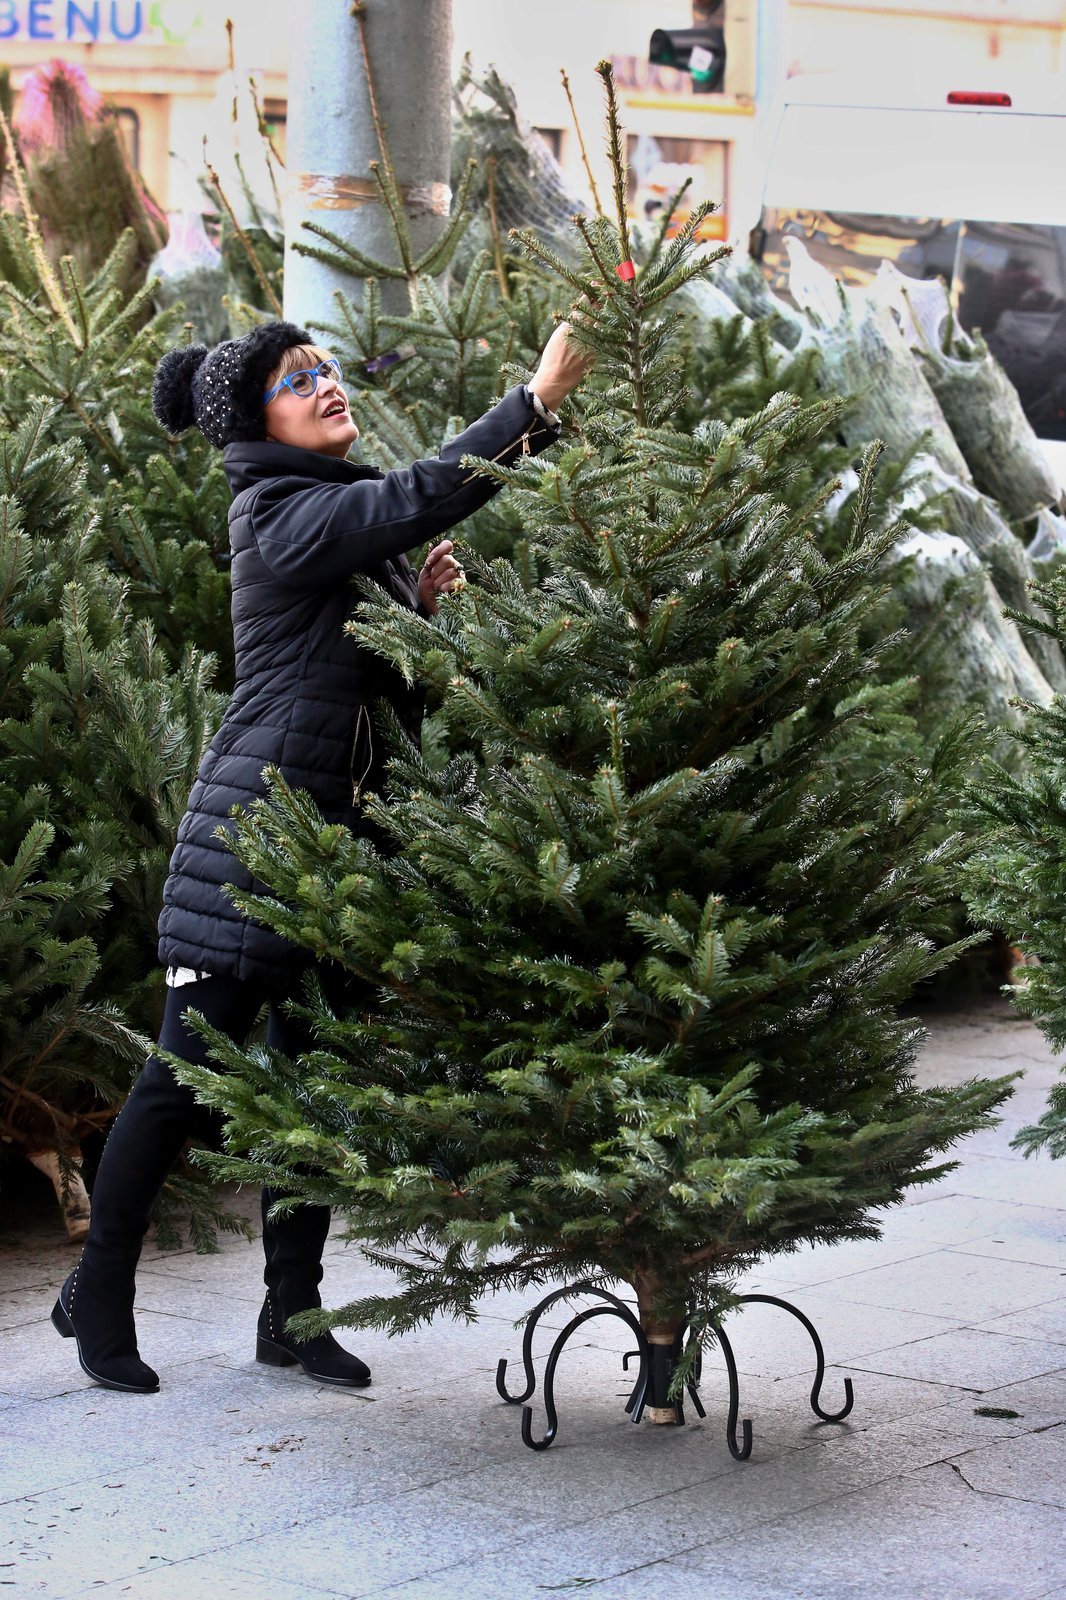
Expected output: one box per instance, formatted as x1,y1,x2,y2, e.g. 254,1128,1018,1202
263,357,343,404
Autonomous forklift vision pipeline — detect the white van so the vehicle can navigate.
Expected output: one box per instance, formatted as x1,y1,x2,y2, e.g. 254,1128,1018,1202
748,72,1066,486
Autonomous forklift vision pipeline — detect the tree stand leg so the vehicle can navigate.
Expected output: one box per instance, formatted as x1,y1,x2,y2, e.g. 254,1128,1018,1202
496,1282,854,1457
736,1293,855,1425
496,1281,648,1451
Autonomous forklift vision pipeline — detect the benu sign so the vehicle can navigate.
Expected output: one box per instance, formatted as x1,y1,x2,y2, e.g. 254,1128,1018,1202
0,2,204,42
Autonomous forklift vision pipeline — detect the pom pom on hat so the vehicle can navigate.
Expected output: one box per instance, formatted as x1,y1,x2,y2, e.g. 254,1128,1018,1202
152,344,208,435
151,320,313,448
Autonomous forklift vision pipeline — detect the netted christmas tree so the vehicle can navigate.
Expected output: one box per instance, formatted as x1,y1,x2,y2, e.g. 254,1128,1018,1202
964,563,1066,1160
0,412,144,1236
0,404,228,1239
6,59,166,288
176,67,1011,1450
0,123,233,1238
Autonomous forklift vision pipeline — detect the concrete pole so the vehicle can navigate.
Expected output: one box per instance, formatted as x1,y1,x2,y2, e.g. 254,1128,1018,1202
755,0,789,116
283,0,453,324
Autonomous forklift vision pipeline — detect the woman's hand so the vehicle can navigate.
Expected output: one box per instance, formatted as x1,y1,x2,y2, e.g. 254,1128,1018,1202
528,320,595,414
418,539,465,615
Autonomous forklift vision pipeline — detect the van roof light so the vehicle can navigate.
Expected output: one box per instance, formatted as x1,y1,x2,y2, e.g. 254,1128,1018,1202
947,91,1012,106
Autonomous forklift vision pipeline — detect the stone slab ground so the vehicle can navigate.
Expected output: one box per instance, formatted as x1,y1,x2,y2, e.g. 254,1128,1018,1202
1,995,1063,1599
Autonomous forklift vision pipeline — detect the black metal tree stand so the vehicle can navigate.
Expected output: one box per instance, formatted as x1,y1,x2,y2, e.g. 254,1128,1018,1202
496,1281,854,1457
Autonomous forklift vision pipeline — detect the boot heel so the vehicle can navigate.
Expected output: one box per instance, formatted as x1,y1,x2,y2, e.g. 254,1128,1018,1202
256,1335,299,1368
51,1298,75,1338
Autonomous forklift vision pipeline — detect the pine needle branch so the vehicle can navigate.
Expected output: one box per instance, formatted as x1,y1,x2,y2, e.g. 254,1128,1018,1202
561,67,604,218
594,60,634,270
203,148,283,317
0,109,81,346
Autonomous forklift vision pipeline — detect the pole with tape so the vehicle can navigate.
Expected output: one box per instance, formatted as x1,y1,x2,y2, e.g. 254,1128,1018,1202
283,0,454,323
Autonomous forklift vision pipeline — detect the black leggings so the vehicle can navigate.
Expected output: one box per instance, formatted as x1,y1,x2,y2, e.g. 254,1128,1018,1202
153,971,327,1149
81,968,360,1282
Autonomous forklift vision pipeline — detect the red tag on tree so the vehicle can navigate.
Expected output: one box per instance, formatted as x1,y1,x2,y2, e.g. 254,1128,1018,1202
615,259,636,281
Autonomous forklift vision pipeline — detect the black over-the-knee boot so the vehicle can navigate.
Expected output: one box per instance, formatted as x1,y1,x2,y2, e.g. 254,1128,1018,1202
52,975,263,1393
254,983,371,1388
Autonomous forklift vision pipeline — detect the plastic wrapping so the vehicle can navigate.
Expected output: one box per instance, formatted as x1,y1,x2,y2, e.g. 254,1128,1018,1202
148,212,229,346
872,263,1059,520
149,211,222,284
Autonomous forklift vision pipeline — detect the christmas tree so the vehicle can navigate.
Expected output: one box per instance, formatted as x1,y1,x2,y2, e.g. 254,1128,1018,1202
0,398,237,1241
0,122,232,1238
0,232,234,658
0,125,233,1014
964,563,1066,1159
177,68,1011,1446
0,87,233,667
0,411,145,1236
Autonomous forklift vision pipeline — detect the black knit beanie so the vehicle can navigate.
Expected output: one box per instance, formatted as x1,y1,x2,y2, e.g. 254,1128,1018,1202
151,320,312,448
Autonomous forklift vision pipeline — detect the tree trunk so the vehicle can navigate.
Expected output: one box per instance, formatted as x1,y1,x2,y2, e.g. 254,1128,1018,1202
26,1147,91,1242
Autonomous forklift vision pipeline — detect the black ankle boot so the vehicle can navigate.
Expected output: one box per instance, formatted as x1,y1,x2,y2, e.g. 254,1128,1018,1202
255,1291,371,1387
51,1265,159,1394
257,1188,371,1387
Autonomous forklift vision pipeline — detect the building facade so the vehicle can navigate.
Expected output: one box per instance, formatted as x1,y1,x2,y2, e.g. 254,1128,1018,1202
0,0,1061,243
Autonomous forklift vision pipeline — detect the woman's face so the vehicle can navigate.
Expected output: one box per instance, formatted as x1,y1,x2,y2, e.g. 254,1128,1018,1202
263,350,360,458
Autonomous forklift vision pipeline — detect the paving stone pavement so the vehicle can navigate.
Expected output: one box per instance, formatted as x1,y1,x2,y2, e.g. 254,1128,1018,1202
1,995,1063,1599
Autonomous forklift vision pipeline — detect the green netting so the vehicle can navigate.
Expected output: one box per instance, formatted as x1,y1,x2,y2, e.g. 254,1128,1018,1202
899,455,1066,695
873,263,1059,521
784,239,970,480
892,525,1052,725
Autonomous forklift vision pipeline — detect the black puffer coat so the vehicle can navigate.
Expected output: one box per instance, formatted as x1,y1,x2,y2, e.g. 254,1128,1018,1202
158,383,560,984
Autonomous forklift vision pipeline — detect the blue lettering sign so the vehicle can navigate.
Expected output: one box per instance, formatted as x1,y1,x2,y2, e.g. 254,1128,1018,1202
109,0,141,39
67,1,99,39
29,0,55,37
0,0,159,43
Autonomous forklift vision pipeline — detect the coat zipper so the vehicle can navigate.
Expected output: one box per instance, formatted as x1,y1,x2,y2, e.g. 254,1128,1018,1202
460,419,541,484
351,703,374,804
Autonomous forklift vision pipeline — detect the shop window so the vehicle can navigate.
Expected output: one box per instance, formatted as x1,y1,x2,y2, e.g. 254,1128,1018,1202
534,127,563,162
262,98,287,165
627,133,729,240
114,107,139,170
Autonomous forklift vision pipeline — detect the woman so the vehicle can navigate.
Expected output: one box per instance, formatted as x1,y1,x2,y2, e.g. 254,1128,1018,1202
52,317,589,1394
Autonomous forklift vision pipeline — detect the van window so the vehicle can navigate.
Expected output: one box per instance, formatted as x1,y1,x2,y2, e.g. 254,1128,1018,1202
757,210,1066,441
